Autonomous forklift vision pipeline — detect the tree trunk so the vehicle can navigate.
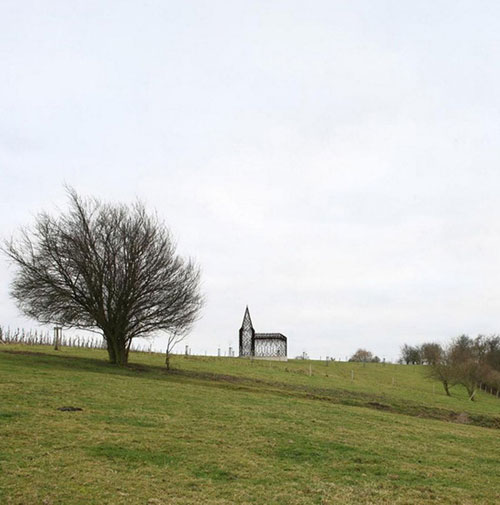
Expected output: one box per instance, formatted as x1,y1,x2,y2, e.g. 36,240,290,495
106,340,116,363
104,334,129,365
443,380,451,396
165,351,171,370
115,345,128,366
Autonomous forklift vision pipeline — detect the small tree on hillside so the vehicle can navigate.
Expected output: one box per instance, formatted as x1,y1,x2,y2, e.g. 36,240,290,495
448,336,485,401
165,329,188,370
420,342,443,365
2,188,203,366
349,348,379,363
454,359,483,401
483,335,500,371
427,346,456,396
400,344,422,365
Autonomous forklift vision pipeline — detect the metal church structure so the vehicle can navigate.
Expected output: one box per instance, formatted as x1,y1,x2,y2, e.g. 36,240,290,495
239,306,287,361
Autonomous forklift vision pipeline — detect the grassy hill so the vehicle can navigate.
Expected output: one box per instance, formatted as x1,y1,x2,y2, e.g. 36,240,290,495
1,345,499,505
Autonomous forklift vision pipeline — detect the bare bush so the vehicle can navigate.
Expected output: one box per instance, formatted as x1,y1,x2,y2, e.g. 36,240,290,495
349,348,380,363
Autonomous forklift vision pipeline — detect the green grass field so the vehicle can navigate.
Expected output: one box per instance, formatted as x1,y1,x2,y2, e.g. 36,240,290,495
1,345,499,504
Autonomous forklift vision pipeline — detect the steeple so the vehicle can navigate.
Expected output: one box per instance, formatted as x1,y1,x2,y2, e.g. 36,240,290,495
239,306,255,357
240,305,254,331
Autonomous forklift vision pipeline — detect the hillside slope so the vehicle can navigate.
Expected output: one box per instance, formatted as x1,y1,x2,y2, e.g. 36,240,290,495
1,346,499,505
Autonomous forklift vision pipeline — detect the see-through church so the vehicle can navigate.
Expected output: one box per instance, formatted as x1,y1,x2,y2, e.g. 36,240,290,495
239,306,287,361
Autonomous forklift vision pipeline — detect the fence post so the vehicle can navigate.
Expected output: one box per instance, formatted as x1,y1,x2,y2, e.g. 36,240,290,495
53,326,62,351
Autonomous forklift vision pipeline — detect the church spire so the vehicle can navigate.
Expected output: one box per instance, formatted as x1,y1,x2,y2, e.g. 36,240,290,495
240,305,253,330
239,306,255,357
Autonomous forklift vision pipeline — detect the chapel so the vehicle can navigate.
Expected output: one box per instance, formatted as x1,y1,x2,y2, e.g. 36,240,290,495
239,306,287,361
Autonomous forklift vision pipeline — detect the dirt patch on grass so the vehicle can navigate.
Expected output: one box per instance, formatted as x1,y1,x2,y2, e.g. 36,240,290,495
367,401,392,411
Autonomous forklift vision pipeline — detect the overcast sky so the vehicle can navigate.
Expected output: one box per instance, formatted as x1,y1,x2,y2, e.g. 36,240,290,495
2,1,500,361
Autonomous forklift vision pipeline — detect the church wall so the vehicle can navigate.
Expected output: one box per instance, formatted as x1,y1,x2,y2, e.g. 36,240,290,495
252,356,288,362
254,339,287,359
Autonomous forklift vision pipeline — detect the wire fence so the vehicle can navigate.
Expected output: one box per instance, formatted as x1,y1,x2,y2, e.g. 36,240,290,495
0,325,154,353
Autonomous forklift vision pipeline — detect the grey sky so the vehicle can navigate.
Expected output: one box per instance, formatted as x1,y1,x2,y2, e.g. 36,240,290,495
2,1,500,360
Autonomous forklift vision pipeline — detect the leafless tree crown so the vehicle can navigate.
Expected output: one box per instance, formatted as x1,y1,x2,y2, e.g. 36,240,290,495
3,188,203,364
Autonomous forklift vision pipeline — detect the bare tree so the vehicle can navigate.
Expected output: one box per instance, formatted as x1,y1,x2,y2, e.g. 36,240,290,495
420,342,443,365
165,329,188,370
2,188,203,365
400,344,422,365
448,336,488,401
404,334,500,399
455,360,483,401
427,346,455,396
